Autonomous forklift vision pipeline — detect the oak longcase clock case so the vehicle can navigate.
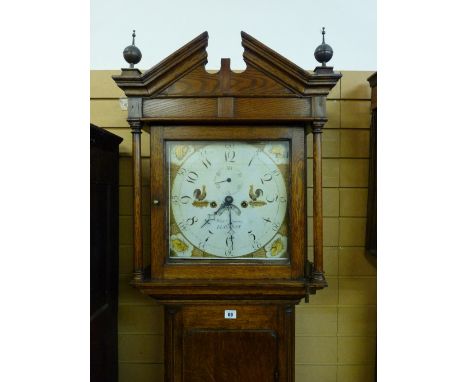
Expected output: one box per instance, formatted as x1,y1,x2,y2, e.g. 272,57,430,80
113,31,340,382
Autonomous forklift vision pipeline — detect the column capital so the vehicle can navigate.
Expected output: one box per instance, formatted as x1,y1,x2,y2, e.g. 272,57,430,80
306,120,326,135
128,119,142,133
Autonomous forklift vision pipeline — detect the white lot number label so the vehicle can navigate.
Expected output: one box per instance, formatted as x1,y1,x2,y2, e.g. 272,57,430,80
224,310,237,319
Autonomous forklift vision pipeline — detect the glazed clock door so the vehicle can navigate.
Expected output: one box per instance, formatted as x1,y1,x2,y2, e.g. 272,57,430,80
167,140,290,261
150,125,306,280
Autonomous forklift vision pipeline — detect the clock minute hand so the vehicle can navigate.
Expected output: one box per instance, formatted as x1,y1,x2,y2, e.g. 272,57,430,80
231,204,241,215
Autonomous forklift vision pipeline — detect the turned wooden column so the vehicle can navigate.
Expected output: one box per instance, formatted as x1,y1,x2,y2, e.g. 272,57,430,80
129,119,144,282
311,121,326,284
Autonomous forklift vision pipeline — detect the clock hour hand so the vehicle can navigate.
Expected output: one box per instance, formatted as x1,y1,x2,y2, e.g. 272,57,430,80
201,199,227,228
215,177,232,184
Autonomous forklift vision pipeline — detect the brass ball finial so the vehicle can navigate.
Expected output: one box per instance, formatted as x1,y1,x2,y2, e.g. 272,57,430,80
123,29,142,68
314,27,333,67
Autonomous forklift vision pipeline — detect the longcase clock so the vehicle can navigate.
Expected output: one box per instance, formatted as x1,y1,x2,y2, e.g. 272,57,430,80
113,30,340,382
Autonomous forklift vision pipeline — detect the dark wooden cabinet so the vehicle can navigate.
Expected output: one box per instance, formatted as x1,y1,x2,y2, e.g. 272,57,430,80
90,124,122,382
113,31,340,381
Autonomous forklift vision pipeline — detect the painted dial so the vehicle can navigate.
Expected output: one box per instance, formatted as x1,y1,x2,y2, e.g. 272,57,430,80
168,141,289,259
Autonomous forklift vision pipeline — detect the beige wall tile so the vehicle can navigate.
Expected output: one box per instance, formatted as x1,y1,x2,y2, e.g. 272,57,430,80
307,159,313,187
120,245,150,276
309,188,340,217
340,71,374,100
119,245,133,275
91,99,129,128
119,363,164,382
324,188,340,217
119,157,133,186
340,159,368,187
340,130,370,158
119,216,133,246
307,217,314,245
323,159,341,187
308,246,339,276
324,129,340,158
118,334,164,363
338,337,376,364
339,278,377,305
337,365,375,382
119,186,133,215
339,218,366,246
339,189,368,217
119,157,150,186
119,305,164,334
308,218,339,253
296,307,338,336
326,74,341,100
326,100,341,128
307,129,341,158
341,101,371,129
106,128,151,157
338,306,376,336
323,129,341,157
324,217,339,246
119,157,150,185
307,188,314,216
296,337,337,364
309,277,338,305
324,247,339,276
308,159,338,187
296,365,337,382
91,70,124,99
312,159,340,187
339,247,376,276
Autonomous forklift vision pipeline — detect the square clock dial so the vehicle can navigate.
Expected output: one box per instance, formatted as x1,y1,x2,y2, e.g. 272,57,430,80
167,141,290,261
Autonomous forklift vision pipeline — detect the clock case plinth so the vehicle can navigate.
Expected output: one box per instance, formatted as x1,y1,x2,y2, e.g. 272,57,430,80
113,31,340,382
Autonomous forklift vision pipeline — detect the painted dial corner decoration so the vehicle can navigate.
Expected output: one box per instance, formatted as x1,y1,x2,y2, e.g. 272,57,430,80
168,141,289,260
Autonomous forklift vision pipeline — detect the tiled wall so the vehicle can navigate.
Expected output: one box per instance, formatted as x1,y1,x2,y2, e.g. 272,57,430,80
90,70,377,382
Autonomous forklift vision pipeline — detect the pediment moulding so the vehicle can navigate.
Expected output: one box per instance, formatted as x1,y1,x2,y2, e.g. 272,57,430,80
113,31,341,98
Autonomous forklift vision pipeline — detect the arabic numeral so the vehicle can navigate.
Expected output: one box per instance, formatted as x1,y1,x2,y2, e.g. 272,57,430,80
199,237,209,249
186,171,199,183
180,195,192,204
186,216,198,226
260,169,279,184
252,241,261,249
200,150,212,168
225,150,236,163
